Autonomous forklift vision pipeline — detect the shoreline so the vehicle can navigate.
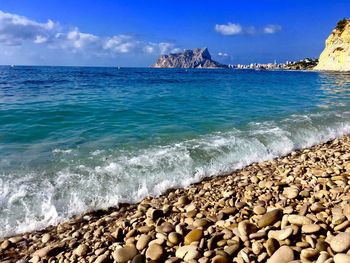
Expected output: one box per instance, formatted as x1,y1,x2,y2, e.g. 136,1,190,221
1,135,350,262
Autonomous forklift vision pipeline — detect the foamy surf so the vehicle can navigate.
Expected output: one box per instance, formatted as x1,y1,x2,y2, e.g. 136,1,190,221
1,110,350,238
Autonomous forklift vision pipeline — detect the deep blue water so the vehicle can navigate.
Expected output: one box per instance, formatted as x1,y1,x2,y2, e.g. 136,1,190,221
1,66,350,237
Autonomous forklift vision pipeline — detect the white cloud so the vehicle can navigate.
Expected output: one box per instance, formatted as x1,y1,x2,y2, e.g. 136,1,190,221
215,22,282,36
0,10,178,56
263,24,282,34
218,52,229,57
0,10,58,45
215,23,242,36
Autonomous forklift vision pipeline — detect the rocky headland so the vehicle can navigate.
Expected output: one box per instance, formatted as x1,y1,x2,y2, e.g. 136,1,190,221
314,18,350,71
1,135,350,263
151,48,227,69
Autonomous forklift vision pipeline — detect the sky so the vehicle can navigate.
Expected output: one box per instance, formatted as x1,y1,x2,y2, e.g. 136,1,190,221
0,0,349,67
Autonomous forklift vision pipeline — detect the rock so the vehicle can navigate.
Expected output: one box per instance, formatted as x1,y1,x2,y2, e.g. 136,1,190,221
283,187,299,199
330,232,350,253
193,219,211,228
147,209,164,221
146,243,164,260
258,209,283,228
288,215,313,225
265,238,279,256
253,206,266,215
184,229,203,245
302,224,321,233
176,245,200,261
132,254,145,263
75,244,89,256
168,232,182,245
267,246,294,263
113,246,138,263
211,255,230,263
136,234,151,251
33,243,65,258
41,233,51,244
334,253,350,263
152,48,227,69
8,236,23,243
314,19,350,71
301,248,319,261
238,221,257,236
178,196,190,205
95,254,111,263
1,240,10,249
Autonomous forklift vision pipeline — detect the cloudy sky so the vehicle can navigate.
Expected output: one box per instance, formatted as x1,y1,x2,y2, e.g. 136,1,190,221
0,0,349,66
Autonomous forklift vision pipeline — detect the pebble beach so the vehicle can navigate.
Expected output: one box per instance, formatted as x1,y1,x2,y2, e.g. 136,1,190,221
1,134,350,263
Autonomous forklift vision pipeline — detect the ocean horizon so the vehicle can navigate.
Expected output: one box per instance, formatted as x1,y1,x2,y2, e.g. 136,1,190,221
1,66,350,237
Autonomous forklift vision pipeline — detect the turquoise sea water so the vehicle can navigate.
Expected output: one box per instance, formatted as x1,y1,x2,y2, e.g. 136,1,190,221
1,66,350,237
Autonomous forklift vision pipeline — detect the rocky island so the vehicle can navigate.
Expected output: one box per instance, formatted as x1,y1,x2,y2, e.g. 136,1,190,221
151,48,227,69
314,18,350,71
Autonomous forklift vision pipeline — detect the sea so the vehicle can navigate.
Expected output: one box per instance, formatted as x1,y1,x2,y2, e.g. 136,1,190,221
1,66,350,237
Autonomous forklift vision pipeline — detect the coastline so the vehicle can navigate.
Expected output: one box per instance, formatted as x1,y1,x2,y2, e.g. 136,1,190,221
1,135,350,262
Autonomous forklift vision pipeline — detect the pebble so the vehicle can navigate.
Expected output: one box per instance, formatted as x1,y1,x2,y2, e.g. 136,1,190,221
288,215,313,225
302,224,321,233
113,246,138,263
267,246,294,263
330,232,350,253
41,233,51,244
168,232,182,245
136,234,151,251
334,253,350,263
258,209,282,227
184,229,203,245
146,243,164,260
283,187,299,199
5,135,350,263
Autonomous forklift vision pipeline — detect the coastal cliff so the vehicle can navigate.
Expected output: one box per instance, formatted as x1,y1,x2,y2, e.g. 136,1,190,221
314,18,350,71
152,48,227,68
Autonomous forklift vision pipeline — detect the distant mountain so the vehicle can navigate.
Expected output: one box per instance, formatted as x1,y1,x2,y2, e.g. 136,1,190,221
151,48,227,68
314,18,350,71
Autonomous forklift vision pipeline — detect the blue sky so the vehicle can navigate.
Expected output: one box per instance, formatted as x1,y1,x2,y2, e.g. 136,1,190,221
0,0,349,66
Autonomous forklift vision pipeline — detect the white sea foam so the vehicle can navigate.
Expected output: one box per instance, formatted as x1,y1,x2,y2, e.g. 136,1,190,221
1,110,350,237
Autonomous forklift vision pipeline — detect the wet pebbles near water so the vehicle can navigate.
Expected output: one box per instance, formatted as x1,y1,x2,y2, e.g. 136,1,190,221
1,135,350,263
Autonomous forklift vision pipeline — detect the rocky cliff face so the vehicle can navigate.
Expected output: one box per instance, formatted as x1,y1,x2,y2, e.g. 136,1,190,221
314,19,350,71
152,48,227,68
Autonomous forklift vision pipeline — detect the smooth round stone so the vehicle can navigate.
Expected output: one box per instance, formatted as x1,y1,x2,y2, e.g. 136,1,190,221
266,238,279,256
258,209,283,228
267,246,294,263
136,234,151,251
302,224,321,234
301,248,319,261
288,215,312,225
113,246,138,263
193,219,210,228
238,221,257,236
95,254,111,263
1,240,10,249
41,233,51,244
211,255,230,263
146,243,164,260
75,244,89,257
283,187,299,199
168,232,182,245
253,206,266,215
178,196,190,205
175,245,200,260
221,207,236,215
334,253,350,263
330,232,350,253
184,229,203,245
